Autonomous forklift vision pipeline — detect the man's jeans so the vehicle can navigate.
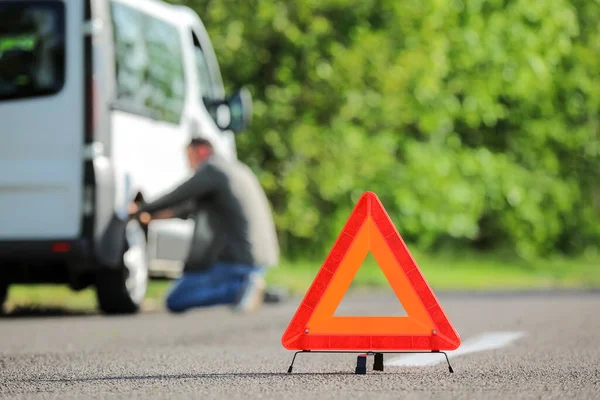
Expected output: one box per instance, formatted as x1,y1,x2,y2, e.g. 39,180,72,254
165,263,264,313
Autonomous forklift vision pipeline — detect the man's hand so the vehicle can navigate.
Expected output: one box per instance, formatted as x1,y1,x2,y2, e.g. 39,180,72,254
127,202,139,216
139,212,151,225
128,202,151,225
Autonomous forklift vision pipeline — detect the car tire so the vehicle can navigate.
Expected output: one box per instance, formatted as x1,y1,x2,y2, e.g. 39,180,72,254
95,219,149,315
0,283,8,313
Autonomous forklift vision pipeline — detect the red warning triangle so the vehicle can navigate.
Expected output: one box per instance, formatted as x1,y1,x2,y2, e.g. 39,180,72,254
281,191,461,351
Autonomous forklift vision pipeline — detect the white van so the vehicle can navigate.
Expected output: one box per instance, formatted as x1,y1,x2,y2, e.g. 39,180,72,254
0,0,253,314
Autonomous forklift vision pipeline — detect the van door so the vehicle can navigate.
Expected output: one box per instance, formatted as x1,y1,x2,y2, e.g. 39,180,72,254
139,10,189,201
0,0,84,240
109,0,190,206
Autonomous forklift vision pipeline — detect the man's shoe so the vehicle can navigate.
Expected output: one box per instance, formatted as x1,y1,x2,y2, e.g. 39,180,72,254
232,272,266,313
263,287,287,304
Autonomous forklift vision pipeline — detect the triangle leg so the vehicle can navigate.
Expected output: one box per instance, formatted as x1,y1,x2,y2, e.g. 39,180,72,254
373,352,384,371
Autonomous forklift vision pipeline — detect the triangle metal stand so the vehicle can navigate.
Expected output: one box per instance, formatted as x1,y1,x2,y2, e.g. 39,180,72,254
287,350,454,374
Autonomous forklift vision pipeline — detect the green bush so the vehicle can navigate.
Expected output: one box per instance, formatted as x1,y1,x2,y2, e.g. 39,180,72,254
169,0,600,260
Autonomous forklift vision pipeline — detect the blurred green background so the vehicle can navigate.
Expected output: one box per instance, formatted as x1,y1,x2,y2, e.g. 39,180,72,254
170,0,599,262
6,0,600,311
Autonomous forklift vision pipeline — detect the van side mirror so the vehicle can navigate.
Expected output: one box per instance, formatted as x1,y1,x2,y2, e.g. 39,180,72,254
208,87,253,133
225,87,252,133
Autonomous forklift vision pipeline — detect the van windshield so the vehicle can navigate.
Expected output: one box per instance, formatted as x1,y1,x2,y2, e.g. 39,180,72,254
0,1,65,101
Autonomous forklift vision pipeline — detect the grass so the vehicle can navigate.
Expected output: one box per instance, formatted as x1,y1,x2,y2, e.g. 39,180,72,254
268,250,600,293
4,250,600,313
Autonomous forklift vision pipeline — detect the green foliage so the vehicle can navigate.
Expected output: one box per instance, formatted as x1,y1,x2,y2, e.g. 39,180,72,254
169,0,600,260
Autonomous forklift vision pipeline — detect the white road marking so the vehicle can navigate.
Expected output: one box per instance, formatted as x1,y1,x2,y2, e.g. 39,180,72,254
385,331,527,367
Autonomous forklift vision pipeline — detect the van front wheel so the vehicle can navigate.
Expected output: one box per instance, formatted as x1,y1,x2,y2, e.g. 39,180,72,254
95,220,149,314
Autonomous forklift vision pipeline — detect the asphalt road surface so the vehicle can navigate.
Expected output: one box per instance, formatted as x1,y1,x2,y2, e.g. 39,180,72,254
1,290,599,399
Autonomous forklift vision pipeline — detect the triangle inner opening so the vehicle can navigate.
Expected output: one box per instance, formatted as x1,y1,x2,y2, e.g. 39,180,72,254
333,252,408,317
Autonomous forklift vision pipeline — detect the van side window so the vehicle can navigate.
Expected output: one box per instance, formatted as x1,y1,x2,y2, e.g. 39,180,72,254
192,31,219,122
111,2,185,124
111,2,147,113
192,32,214,100
145,16,185,124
